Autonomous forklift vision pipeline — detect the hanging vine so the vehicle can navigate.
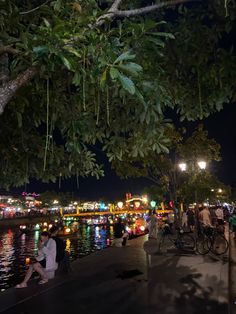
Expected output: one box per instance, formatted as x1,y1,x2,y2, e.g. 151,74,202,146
82,49,86,111
96,81,100,125
43,78,50,171
224,0,229,17
76,170,79,189
106,86,110,125
197,67,203,120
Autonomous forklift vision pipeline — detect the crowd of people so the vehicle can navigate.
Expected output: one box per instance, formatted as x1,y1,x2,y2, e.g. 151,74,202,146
146,205,234,240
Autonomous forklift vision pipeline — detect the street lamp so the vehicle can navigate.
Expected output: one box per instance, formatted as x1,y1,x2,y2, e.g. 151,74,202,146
178,160,207,204
198,161,207,170
179,163,187,172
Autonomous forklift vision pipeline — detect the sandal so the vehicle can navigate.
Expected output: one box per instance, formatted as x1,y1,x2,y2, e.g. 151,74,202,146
15,282,27,289
38,279,48,285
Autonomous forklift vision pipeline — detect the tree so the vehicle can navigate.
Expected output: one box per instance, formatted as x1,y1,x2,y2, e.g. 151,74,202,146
113,125,225,203
178,173,231,204
0,0,235,189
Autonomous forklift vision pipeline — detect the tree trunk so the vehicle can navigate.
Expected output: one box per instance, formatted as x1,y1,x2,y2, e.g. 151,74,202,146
0,67,38,115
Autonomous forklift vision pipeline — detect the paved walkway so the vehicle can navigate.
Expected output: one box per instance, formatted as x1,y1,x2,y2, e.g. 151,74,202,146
0,235,229,314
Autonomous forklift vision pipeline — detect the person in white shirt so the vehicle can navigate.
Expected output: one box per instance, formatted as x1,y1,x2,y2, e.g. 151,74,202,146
215,207,224,225
16,231,57,288
181,210,188,229
199,207,212,227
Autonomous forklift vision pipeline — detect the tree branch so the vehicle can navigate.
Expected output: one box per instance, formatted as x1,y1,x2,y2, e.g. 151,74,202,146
0,67,38,115
94,0,200,27
0,46,19,56
19,0,51,15
110,0,123,11
115,0,201,18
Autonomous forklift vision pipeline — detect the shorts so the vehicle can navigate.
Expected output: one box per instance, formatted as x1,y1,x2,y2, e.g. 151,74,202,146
39,259,46,268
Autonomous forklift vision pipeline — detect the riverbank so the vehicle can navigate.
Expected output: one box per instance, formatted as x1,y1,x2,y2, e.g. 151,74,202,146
0,235,229,314
0,215,59,228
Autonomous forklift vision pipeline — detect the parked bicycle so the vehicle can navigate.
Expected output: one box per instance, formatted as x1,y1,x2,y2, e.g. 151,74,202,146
196,225,228,255
158,224,195,253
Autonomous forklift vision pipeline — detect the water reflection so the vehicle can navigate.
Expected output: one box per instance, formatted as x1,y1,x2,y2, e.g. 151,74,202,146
0,224,112,291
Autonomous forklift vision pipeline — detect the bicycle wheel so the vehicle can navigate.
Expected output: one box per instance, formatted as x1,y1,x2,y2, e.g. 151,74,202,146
196,235,211,255
179,234,195,252
210,234,229,255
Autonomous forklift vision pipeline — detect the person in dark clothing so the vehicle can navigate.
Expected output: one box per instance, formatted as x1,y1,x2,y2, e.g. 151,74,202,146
114,218,125,238
113,218,128,246
187,208,195,232
49,226,71,272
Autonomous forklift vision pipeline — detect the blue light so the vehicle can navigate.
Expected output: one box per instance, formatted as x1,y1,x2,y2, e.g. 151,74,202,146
100,202,106,210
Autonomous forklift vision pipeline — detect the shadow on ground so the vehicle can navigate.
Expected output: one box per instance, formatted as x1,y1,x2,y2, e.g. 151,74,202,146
147,256,228,314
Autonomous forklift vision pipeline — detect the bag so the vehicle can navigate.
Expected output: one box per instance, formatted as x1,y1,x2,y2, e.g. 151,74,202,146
54,237,66,263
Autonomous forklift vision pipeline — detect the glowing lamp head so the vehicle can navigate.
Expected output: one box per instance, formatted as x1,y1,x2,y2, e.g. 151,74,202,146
43,222,47,227
179,163,187,171
100,202,106,210
150,200,156,208
134,201,141,208
117,201,123,209
198,161,206,170
65,228,71,233
142,196,148,203
218,188,223,193
140,226,145,231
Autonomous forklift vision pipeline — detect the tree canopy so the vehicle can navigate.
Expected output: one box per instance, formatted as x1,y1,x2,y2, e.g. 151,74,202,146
0,0,235,189
113,125,230,203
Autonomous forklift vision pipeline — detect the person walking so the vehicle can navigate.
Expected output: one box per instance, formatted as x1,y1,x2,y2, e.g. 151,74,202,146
229,211,236,239
16,231,57,288
215,207,224,225
187,208,195,232
181,210,188,229
199,207,212,227
147,210,158,239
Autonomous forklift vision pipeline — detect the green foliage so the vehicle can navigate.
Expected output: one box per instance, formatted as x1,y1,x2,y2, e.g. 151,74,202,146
112,125,224,203
0,0,235,189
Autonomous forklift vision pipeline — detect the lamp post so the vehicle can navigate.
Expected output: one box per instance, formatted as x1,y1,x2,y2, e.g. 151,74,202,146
178,160,207,203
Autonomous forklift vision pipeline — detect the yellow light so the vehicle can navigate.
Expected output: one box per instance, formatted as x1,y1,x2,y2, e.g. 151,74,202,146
117,201,123,209
218,188,222,193
142,196,148,203
65,228,71,233
25,257,30,265
134,201,141,208
66,238,71,252
140,226,145,231
43,222,47,226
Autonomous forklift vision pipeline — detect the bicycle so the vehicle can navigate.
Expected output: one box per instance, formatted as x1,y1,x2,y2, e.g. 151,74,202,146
158,225,195,253
196,225,228,255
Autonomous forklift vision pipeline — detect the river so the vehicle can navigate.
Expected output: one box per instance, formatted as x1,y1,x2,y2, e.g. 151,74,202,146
0,224,113,291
